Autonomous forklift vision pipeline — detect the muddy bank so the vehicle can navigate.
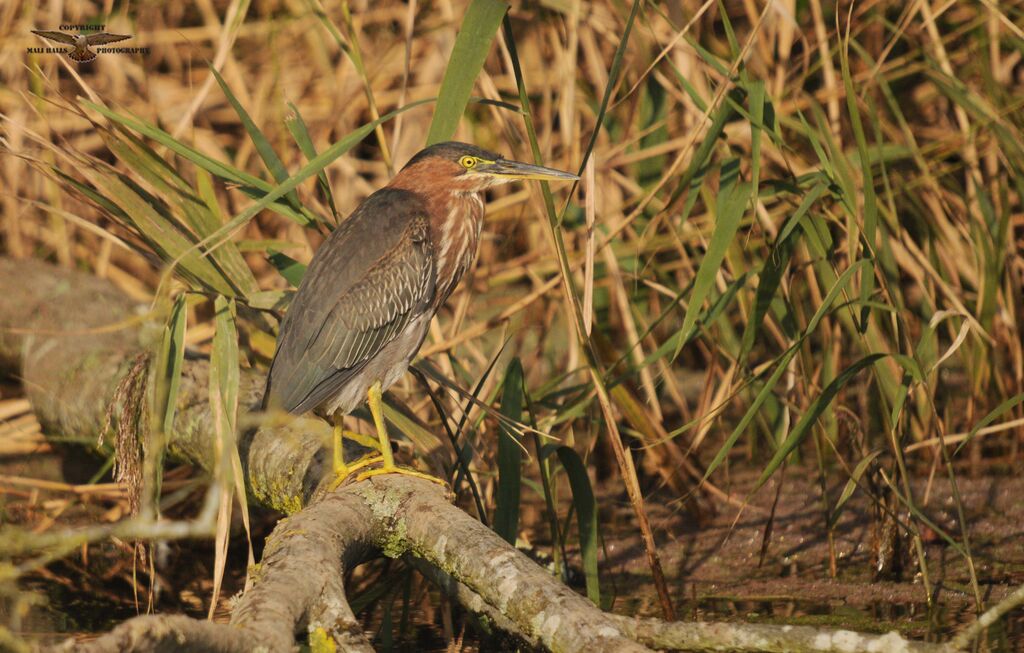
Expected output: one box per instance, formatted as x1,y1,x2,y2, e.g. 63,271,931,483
532,472,1024,644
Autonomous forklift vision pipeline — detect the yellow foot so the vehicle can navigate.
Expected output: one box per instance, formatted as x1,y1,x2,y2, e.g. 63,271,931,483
355,464,447,486
346,453,386,475
351,380,447,487
329,454,387,490
339,429,382,451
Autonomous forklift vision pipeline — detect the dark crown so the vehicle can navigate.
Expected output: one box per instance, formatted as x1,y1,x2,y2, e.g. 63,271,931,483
403,141,502,169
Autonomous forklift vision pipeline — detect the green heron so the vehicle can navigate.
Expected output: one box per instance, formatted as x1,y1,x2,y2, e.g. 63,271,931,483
263,141,577,483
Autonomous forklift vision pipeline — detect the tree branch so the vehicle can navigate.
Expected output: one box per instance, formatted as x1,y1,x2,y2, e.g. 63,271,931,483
1,258,958,652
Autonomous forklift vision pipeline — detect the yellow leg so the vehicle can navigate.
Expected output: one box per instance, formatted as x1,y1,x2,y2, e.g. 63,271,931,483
354,381,445,485
330,417,383,489
341,429,382,451
330,419,349,489
333,419,350,474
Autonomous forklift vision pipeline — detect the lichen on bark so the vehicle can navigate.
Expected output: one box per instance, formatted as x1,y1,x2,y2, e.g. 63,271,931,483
1,258,960,653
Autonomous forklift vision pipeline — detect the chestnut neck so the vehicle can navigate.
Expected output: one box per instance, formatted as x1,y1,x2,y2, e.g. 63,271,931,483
389,159,483,234
389,158,486,305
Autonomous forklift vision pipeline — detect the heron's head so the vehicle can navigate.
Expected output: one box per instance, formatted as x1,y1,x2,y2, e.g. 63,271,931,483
395,141,578,195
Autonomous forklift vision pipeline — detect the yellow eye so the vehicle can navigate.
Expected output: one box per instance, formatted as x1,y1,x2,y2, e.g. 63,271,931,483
459,156,477,169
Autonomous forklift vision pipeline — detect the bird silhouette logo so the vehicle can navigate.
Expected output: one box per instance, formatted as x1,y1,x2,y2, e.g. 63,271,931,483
31,29,131,63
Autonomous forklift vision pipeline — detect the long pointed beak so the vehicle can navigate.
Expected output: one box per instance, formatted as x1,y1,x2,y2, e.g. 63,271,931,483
481,159,579,182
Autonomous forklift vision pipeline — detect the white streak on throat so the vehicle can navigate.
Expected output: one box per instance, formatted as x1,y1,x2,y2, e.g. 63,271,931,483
434,192,483,306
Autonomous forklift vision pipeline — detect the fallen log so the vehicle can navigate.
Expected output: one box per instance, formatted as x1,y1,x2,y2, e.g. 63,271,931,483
0,257,957,652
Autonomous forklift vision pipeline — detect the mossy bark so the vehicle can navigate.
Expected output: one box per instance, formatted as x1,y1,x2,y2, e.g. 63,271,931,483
0,258,334,513
1,258,957,653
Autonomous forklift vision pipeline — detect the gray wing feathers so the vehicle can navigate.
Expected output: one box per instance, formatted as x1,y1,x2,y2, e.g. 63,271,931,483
340,239,432,331
312,216,431,372
264,189,435,414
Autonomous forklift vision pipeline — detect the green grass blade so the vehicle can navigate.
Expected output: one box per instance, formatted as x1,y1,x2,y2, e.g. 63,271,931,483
556,446,600,605
244,290,292,312
523,381,567,580
147,294,188,517
211,296,241,456
52,169,131,220
839,25,877,332
753,354,886,492
209,295,254,614
702,344,799,481
155,295,188,438
739,232,794,365
806,259,872,334
211,68,302,212
717,0,741,59
267,250,307,287
673,158,751,361
494,357,524,545
664,90,739,213
74,165,233,295
285,101,339,222
426,0,509,145
210,298,250,556
955,392,1024,456
195,169,260,296
829,449,883,529
777,181,828,243
200,98,436,258
82,100,323,227
103,131,258,297
748,79,766,194
638,273,747,372
83,101,264,189
577,0,643,176
702,261,871,480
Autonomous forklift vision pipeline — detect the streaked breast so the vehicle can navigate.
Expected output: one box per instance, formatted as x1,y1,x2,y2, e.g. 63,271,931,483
433,192,483,306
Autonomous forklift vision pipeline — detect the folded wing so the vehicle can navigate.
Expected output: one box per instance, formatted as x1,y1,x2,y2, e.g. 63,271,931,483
263,189,435,414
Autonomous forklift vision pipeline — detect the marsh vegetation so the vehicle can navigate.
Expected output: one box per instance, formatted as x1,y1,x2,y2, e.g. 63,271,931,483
0,0,1022,650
